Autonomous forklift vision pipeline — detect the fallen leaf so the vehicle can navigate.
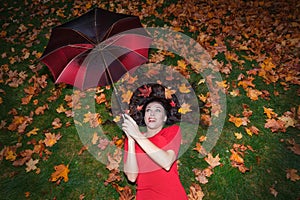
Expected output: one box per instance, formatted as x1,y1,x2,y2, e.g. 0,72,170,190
264,119,286,132
52,118,62,129
50,164,70,183
179,103,192,114
263,107,276,119
234,132,243,140
187,183,204,200
204,153,221,168
286,169,300,182
25,158,39,172
44,132,62,147
26,127,39,137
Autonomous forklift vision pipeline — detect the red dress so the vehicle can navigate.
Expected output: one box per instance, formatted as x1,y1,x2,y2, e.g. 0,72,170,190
124,125,188,200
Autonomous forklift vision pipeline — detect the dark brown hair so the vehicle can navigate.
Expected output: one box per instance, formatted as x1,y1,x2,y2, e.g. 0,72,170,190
129,83,181,126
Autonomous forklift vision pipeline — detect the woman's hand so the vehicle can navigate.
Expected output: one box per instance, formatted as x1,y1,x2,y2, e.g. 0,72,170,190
122,114,142,140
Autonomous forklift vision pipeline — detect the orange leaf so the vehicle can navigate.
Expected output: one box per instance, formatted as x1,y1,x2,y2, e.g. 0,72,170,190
121,90,133,104
50,164,70,183
238,76,255,89
246,88,262,101
228,114,243,127
230,149,244,164
44,132,62,147
263,107,276,119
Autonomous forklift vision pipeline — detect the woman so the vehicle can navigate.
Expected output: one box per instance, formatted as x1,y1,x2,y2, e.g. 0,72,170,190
122,84,188,200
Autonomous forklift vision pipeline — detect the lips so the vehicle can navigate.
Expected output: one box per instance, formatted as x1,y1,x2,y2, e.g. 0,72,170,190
148,118,156,122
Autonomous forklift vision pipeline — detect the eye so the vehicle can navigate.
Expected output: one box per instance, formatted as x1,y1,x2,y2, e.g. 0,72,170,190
155,109,161,112
146,108,151,112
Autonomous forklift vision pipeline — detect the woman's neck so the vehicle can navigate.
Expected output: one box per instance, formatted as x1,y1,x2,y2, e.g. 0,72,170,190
145,127,163,138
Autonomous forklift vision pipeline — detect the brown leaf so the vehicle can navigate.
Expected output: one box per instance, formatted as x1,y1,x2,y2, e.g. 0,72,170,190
204,153,221,168
264,119,286,132
50,164,70,183
187,183,204,200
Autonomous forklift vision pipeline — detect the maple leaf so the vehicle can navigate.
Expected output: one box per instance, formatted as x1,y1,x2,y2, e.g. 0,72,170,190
230,149,244,164
238,76,255,89
193,169,209,184
204,153,221,168
83,112,101,128
269,185,278,197
106,148,122,171
113,184,135,200
44,132,62,147
104,169,121,186
287,139,300,155
286,169,300,182
179,103,192,114
98,138,110,150
25,158,39,172
234,132,243,140
56,104,66,113
228,114,243,127
52,118,62,129
188,183,204,200
246,88,262,101
95,93,106,104
201,114,211,126
50,164,70,183
179,83,191,93
263,107,276,119
138,85,152,97
26,127,39,137
122,90,133,104
264,119,286,132
35,104,49,115
165,88,176,99
193,142,207,155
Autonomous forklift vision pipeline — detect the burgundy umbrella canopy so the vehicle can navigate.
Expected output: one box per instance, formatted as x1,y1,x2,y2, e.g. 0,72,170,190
40,8,151,90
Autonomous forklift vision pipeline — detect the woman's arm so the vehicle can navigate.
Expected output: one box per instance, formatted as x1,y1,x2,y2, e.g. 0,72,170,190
122,114,176,171
123,137,138,182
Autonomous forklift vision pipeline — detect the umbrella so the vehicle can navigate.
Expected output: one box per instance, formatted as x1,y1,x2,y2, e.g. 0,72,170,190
40,7,151,90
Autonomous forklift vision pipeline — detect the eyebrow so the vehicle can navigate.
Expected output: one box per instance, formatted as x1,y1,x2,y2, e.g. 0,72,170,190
146,105,163,109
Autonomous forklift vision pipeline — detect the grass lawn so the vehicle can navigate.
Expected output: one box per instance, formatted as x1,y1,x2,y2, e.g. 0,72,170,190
0,0,299,199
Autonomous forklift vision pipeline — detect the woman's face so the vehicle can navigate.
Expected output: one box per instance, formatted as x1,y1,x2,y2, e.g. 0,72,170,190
144,101,167,130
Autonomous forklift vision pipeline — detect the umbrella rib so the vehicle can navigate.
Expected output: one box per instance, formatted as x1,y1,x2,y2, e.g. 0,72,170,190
100,34,150,60
99,50,124,111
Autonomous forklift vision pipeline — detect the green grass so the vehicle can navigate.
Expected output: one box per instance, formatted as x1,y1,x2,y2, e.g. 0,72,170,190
1,0,299,200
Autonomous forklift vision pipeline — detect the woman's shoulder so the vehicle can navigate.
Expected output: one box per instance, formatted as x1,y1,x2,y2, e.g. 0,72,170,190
162,124,180,135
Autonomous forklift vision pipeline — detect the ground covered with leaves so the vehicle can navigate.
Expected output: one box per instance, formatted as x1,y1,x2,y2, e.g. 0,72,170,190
0,0,299,199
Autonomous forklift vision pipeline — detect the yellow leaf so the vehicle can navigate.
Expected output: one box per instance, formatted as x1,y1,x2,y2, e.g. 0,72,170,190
50,164,70,183
234,132,243,140
6,150,17,161
26,127,39,137
179,83,191,93
260,58,276,71
263,107,276,119
245,127,252,136
178,103,192,114
121,90,133,104
216,80,228,89
56,104,66,113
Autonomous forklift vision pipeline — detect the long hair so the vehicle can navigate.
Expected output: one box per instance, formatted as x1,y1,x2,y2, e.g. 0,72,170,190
129,83,181,126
